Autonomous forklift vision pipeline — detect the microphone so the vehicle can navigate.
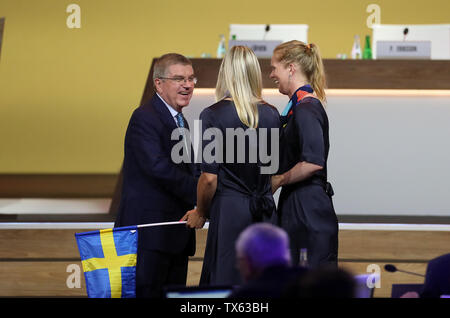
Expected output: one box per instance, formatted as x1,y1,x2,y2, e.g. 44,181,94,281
403,27,409,41
263,24,271,40
384,264,424,277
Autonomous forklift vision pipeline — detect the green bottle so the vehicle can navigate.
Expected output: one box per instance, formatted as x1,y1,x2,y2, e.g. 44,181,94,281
363,35,372,60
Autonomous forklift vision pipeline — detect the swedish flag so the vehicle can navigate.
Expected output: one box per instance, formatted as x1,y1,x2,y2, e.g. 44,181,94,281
75,226,138,298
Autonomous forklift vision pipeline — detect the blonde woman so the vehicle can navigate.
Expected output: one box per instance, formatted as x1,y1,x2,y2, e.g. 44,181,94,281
270,41,338,268
182,46,280,286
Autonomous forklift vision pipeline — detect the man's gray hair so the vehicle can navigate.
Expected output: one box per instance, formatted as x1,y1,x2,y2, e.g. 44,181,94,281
236,223,291,270
152,53,192,81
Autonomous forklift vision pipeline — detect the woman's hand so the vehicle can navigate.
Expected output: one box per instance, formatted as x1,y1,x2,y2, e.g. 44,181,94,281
271,175,285,194
271,162,323,193
180,209,206,229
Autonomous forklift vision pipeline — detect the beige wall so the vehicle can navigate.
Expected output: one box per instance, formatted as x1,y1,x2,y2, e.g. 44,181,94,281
0,0,449,173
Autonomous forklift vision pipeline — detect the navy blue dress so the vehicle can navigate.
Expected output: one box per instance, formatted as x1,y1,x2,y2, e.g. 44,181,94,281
199,99,280,286
275,86,338,268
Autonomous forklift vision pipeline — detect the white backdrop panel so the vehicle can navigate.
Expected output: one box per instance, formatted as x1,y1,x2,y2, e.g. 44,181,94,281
184,90,450,216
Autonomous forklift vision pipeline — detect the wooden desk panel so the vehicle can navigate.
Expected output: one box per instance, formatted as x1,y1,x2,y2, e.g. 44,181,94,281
141,58,450,104
1,228,447,297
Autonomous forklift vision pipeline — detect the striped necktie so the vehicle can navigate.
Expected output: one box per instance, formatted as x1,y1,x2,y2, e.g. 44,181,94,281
175,112,190,159
176,112,185,128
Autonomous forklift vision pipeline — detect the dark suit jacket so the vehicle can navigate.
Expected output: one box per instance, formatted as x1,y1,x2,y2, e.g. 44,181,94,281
228,265,307,298
115,94,199,256
421,253,450,298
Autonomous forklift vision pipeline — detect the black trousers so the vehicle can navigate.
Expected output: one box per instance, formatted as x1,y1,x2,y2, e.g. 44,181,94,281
135,248,189,298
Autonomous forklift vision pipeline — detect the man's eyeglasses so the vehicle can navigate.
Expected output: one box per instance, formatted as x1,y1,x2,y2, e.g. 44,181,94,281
159,76,198,85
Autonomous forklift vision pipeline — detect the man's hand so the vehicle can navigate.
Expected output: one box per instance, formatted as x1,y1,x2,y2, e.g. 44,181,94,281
180,209,206,229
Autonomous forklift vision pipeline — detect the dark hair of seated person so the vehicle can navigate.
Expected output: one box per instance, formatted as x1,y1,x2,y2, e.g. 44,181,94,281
283,265,356,298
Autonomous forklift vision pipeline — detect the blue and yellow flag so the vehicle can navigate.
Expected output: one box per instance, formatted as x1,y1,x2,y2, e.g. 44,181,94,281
75,226,138,298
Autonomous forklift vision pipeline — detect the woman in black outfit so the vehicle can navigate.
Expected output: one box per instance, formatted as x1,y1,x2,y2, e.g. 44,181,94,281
182,46,280,285
270,41,338,268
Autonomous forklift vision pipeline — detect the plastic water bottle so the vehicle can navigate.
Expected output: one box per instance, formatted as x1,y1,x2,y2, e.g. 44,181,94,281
351,35,362,59
299,248,308,267
217,34,226,58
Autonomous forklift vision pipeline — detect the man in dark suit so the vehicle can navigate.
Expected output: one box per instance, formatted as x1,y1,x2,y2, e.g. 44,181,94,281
114,53,199,298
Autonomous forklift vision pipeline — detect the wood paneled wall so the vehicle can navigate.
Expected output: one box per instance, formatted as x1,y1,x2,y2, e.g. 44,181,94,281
0,174,117,198
141,59,450,104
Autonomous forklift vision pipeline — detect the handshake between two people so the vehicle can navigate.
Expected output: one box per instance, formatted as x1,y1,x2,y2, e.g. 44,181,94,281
180,209,206,229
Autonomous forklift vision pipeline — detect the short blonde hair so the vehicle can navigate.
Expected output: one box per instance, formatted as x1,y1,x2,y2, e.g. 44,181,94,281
273,41,327,103
215,46,263,129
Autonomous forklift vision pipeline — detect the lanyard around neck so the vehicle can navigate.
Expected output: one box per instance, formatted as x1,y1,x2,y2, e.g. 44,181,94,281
281,85,315,116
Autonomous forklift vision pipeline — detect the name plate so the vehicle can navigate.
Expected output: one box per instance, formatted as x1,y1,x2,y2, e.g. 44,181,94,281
228,40,282,57
376,41,431,59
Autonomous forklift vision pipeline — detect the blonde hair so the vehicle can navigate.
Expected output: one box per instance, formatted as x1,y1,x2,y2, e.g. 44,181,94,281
215,46,263,128
273,40,327,103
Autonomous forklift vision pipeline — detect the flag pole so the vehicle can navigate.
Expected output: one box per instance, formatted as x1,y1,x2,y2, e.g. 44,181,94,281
136,221,187,228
